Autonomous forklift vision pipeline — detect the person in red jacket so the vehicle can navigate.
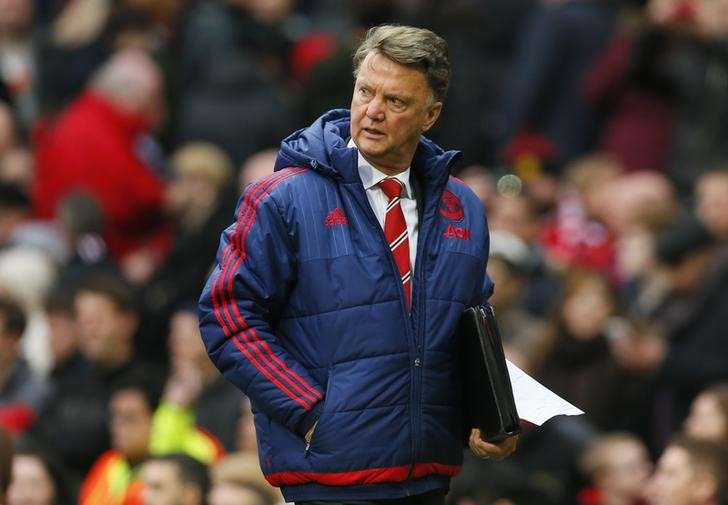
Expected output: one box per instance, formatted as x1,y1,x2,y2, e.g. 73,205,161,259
32,49,170,270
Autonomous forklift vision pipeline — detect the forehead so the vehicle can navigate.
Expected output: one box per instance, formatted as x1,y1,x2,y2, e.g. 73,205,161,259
356,52,430,97
143,461,178,481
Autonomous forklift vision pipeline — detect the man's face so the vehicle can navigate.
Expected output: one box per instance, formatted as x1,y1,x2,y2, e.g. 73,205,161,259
645,446,704,505
110,389,151,464
350,51,442,174
75,291,136,366
598,441,652,501
142,461,200,505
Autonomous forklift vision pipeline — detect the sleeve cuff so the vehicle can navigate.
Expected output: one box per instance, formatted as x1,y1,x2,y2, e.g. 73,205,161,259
296,400,323,438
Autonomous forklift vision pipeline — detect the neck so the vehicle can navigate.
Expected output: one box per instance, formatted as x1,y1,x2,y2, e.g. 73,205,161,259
360,152,410,176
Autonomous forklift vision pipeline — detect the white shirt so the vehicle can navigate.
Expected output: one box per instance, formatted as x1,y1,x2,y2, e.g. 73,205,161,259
349,139,419,271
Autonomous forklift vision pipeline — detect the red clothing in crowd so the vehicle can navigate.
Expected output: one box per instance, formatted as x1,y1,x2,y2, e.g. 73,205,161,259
32,91,169,259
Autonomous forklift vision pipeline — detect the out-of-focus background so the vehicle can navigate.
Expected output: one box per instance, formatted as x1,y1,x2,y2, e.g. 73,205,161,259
1,0,728,504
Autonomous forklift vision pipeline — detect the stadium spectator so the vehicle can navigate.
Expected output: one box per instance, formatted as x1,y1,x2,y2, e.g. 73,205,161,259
208,453,281,505
143,142,235,322
237,149,276,192
28,273,160,489
645,436,728,505
6,449,71,505
32,49,170,265
577,433,651,505
79,375,220,505
140,454,209,505
163,305,241,451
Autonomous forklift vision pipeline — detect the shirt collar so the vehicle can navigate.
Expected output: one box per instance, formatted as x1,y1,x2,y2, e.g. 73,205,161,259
348,138,413,199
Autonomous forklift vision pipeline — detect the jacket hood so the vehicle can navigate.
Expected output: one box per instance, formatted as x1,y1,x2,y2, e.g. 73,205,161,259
274,109,462,186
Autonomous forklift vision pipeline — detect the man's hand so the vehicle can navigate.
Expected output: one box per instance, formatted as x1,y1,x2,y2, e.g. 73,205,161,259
468,428,518,460
305,421,318,444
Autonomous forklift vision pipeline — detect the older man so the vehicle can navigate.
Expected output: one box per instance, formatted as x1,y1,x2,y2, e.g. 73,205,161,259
199,25,517,505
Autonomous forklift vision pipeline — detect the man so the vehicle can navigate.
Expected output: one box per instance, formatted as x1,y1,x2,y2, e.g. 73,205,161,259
165,305,242,451
645,436,728,505
140,454,209,505
79,377,221,505
28,273,159,486
577,433,651,505
32,48,169,265
199,25,517,505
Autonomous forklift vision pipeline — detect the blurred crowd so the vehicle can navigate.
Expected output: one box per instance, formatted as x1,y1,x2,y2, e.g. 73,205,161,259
0,0,727,504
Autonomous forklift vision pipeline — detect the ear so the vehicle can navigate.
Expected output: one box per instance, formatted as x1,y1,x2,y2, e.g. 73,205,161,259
422,101,442,133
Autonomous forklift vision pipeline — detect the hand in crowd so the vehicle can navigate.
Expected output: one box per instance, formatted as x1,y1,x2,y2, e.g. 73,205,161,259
468,429,518,460
609,332,666,373
163,360,203,409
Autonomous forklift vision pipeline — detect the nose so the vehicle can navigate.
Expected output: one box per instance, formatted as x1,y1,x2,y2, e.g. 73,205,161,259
366,95,385,121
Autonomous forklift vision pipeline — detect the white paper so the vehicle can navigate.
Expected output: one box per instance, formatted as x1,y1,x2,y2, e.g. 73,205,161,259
507,360,584,426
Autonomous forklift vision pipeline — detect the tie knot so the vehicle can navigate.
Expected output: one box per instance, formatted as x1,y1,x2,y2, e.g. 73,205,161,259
378,178,404,200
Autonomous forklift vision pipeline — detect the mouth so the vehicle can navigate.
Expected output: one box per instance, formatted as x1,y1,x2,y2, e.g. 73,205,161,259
362,127,385,138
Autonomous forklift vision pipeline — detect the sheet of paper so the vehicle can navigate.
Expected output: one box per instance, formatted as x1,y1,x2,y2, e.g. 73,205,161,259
507,360,584,426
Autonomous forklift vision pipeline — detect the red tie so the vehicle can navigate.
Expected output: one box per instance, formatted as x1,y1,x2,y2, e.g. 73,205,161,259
378,178,412,309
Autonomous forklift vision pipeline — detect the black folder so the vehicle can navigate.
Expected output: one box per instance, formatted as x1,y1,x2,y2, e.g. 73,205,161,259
457,304,521,443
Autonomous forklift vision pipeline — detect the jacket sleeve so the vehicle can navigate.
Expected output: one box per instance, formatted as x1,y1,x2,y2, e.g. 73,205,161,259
198,181,323,438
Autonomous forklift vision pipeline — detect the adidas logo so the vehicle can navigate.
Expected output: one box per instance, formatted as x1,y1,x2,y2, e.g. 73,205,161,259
324,207,348,227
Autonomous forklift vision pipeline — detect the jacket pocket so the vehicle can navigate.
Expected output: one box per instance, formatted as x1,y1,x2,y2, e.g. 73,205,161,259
305,366,334,456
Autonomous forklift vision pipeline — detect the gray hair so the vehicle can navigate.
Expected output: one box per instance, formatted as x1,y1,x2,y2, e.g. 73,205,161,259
352,25,450,102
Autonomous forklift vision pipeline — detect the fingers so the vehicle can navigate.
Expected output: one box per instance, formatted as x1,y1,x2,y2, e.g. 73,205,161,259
468,428,519,460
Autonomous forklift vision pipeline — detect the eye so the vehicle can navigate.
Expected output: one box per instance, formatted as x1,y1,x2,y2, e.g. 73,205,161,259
388,97,406,110
358,86,372,99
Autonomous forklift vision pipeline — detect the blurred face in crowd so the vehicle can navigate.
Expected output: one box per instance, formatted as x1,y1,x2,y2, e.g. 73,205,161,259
168,310,215,376
0,0,32,36
208,483,266,505
696,172,728,240
645,446,716,505
489,195,539,243
684,392,728,442
350,52,442,175
142,460,202,505
75,291,137,367
6,455,55,505
110,389,151,465
595,439,652,504
561,276,613,340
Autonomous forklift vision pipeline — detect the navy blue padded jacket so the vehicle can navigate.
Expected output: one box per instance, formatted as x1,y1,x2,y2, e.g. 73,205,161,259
198,109,493,502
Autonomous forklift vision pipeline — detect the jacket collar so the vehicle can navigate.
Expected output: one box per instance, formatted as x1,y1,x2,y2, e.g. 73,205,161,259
275,109,462,190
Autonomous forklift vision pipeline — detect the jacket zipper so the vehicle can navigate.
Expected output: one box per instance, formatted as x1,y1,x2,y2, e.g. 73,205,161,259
344,181,421,475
